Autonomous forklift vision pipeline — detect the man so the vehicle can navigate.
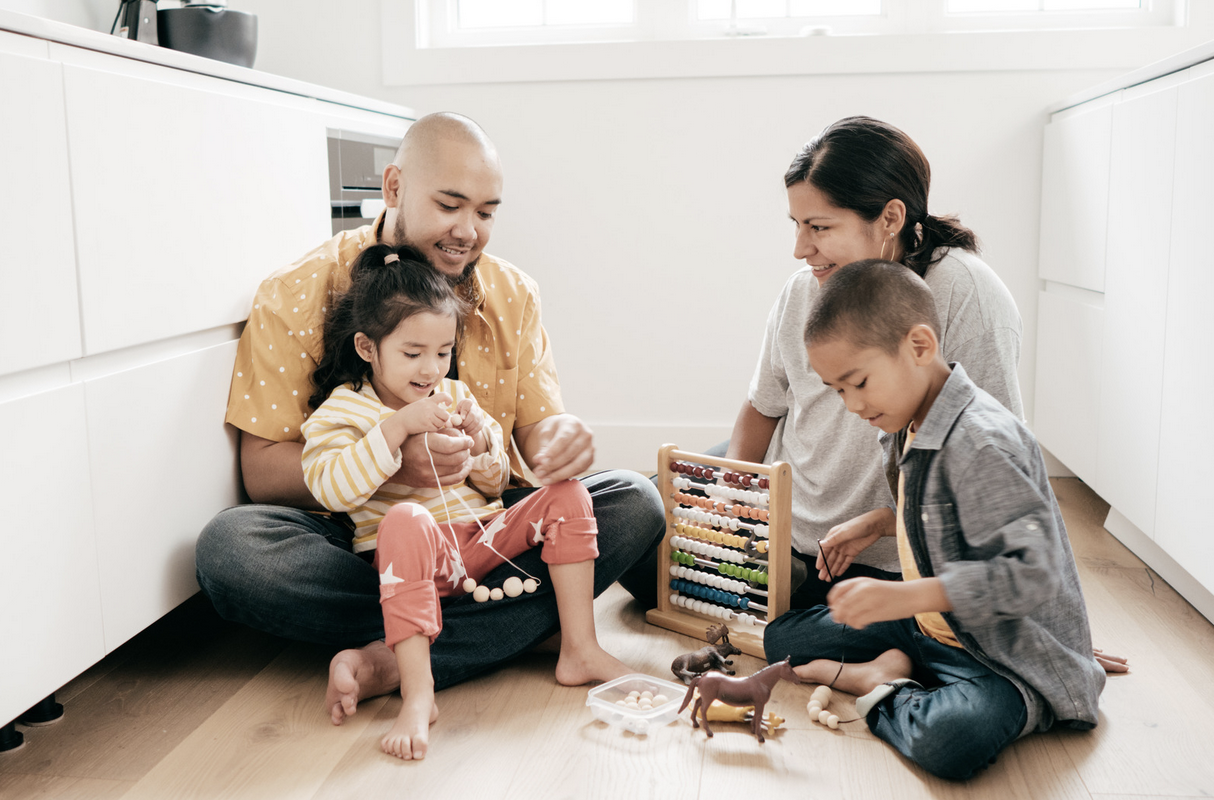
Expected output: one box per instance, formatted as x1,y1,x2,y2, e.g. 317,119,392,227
195,112,663,724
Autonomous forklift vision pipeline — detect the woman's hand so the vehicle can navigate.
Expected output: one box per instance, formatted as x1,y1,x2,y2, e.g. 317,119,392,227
816,508,894,581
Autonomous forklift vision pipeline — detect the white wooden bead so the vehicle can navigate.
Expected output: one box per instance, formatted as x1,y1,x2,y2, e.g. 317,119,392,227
653,694,669,705
818,709,831,725
503,577,524,597
472,585,491,602
827,715,839,729
523,579,538,593
489,587,504,601
463,578,477,593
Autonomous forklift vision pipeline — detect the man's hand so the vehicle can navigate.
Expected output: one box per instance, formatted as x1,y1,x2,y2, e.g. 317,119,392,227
516,414,594,485
388,428,473,488
827,576,950,630
816,508,894,582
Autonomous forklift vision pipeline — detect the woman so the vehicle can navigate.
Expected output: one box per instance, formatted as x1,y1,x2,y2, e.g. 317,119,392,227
729,116,1023,608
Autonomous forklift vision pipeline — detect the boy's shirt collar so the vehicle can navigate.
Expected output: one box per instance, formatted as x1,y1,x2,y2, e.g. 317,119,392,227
883,363,977,456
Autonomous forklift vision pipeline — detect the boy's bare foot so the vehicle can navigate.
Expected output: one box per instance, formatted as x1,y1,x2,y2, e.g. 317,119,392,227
554,645,632,687
326,641,401,725
380,693,440,761
792,648,913,696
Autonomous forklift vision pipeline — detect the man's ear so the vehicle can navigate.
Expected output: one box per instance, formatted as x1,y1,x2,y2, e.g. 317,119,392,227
353,332,376,363
382,163,402,210
906,324,940,364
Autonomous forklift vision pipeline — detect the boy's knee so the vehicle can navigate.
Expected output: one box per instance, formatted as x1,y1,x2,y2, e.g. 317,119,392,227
898,704,1005,781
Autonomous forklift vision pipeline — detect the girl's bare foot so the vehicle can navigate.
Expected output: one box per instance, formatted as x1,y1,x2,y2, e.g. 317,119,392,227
554,644,632,687
792,649,913,696
325,641,401,725
381,693,440,761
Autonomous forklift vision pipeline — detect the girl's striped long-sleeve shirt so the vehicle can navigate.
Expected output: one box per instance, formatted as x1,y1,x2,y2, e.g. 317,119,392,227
301,378,510,553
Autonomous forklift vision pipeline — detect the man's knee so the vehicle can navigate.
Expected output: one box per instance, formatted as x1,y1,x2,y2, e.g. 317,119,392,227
586,469,664,547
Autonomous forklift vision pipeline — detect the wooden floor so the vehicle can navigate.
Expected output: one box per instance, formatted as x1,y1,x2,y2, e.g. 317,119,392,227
4,478,1214,799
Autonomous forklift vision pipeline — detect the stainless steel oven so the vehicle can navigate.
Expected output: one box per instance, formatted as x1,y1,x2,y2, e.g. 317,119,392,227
327,129,404,235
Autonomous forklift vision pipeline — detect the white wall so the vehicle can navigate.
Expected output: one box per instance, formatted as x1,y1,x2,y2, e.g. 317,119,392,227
16,0,1210,472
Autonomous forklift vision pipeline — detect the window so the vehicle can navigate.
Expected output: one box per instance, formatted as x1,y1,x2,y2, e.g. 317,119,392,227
419,0,1181,49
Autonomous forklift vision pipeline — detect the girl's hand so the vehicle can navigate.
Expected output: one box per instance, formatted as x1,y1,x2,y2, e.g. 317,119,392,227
454,397,489,455
384,393,453,448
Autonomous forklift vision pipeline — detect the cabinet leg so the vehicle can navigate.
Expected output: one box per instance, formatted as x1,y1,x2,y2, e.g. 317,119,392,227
19,694,65,727
0,722,23,753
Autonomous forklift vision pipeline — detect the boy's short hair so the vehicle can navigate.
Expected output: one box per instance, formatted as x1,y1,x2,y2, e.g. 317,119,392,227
804,259,941,354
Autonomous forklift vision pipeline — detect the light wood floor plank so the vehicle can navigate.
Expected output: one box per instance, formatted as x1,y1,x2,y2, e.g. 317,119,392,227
0,597,287,782
0,773,132,800
121,643,384,800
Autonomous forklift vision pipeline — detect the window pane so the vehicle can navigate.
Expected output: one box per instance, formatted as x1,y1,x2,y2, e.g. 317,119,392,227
1043,0,1139,8
948,0,1139,9
790,0,881,14
547,0,634,25
459,0,542,28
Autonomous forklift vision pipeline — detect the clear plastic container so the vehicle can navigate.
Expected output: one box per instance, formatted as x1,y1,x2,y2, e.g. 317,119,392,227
585,673,689,735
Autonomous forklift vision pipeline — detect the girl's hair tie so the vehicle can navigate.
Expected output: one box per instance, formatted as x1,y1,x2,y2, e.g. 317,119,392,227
384,253,400,265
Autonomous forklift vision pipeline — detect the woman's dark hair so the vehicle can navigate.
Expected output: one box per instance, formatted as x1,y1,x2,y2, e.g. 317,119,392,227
784,116,978,278
308,243,467,410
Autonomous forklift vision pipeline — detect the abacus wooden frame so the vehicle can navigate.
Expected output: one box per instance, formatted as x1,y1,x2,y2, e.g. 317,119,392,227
645,444,792,659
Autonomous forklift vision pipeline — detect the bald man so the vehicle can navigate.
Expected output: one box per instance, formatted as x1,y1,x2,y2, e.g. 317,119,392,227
195,113,664,718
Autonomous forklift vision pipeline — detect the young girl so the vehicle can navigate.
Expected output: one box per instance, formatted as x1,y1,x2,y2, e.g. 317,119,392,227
302,243,630,761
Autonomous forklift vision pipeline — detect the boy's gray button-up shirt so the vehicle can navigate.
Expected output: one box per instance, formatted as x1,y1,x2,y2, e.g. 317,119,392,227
882,364,1105,735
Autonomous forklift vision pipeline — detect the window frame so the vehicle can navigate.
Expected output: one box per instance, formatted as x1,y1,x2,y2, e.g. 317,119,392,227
384,0,1198,86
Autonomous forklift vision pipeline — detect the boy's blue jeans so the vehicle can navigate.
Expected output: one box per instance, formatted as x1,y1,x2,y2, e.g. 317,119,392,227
194,470,664,691
766,606,1028,781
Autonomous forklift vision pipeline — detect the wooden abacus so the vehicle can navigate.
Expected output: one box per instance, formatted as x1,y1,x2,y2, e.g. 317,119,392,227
645,444,792,659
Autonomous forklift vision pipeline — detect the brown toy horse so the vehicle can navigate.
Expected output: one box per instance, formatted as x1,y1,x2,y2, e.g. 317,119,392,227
678,657,801,743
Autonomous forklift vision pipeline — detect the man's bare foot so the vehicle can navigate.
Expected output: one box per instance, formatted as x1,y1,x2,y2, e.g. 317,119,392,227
326,641,401,725
792,649,913,696
554,645,632,687
380,694,440,761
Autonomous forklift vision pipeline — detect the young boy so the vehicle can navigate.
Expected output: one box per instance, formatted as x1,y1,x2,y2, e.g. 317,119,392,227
764,259,1105,781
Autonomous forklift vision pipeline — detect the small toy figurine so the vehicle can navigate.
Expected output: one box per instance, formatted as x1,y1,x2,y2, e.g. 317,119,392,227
671,623,743,684
678,657,802,743
704,699,785,732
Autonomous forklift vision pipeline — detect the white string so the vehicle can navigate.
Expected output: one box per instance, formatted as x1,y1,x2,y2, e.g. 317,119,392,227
423,431,542,588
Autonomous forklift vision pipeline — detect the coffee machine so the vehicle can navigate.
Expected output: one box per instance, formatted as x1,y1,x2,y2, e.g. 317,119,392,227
113,0,158,44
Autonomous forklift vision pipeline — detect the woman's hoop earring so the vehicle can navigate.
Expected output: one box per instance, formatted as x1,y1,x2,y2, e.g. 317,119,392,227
880,232,895,261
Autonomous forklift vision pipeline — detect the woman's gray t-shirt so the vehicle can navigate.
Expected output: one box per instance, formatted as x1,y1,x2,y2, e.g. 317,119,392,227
747,247,1023,570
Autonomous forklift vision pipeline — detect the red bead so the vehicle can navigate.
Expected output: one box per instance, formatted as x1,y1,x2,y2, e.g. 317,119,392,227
694,466,704,478
704,468,715,480
742,475,752,487
758,477,769,489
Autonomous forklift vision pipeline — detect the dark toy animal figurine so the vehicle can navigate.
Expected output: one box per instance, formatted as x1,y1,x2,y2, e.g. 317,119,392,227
678,657,801,743
671,623,742,684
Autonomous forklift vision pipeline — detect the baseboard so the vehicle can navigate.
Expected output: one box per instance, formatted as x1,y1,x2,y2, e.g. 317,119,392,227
587,423,733,475
1104,506,1214,625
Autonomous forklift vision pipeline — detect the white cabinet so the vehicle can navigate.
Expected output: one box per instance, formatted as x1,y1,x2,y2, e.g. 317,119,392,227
1034,290,1104,488
1038,99,1114,293
0,48,81,377
1038,59,1214,617
86,341,242,649
60,50,332,356
1154,66,1214,592
0,17,413,731
0,385,105,726
1095,78,1180,539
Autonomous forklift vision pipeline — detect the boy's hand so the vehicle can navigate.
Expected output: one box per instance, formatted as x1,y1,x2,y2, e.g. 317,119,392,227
826,577,907,629
827,576,951,630
816,508,893,581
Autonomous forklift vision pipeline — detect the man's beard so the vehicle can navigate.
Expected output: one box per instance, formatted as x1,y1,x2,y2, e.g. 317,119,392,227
394,214,479,287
